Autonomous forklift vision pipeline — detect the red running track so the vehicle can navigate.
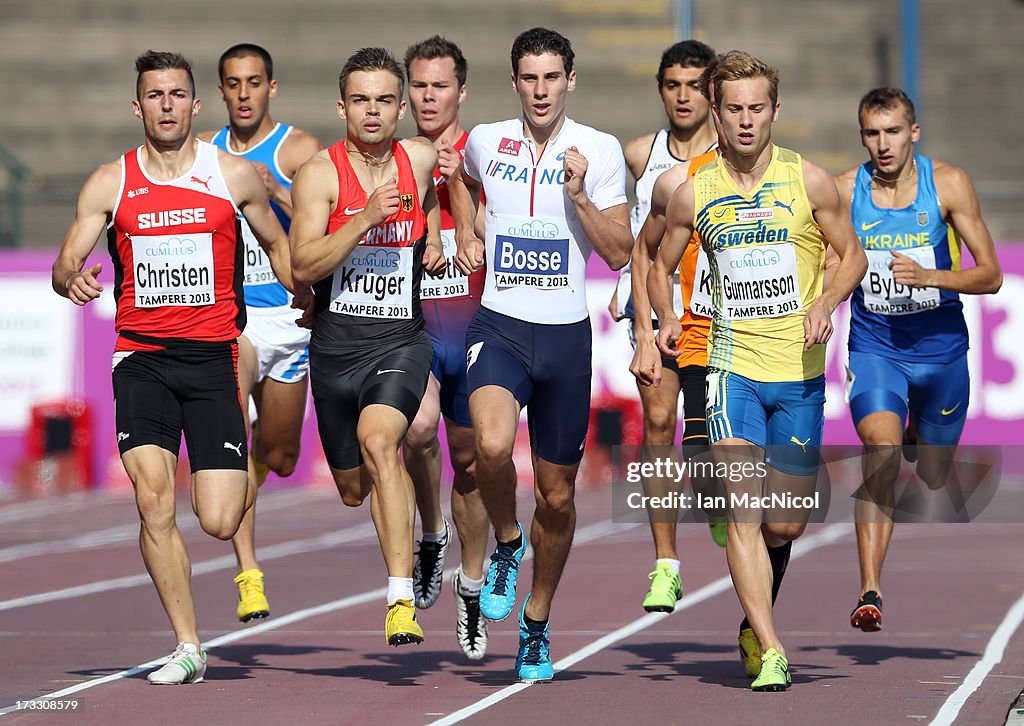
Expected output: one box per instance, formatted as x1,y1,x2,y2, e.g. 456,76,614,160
1,480,1023,725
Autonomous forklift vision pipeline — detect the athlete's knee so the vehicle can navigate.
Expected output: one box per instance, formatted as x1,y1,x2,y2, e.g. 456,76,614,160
404,419,439,457
917,459,953,490
198,509,241,540
264,445,299,478
360,430,402,472
333,470,368,507
475,429,514,469
764,520,806,541
643,404,676,443
134,485,176,533
535,483,575,517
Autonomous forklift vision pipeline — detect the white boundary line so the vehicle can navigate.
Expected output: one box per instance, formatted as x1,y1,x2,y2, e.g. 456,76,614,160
930,589,1024,726
0,519,631,715
426,523,851,726
0,521,377,612
0,489,324,565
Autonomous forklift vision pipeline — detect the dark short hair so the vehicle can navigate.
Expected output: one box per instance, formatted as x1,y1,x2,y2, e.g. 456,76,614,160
135,50,195,100
338,47,405,98
697,54,723,100
511,27,574,77
657,39,716,86
404,35,467,88
218,43,274,82
858,86,917,126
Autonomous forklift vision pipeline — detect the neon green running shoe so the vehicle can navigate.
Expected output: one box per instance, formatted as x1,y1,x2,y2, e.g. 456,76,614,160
708,516,728,548
641,563,682,613
739,627,761,678
751,648,791,692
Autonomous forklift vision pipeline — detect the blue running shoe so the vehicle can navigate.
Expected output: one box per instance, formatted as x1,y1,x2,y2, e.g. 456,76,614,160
516,595,553,683
480,523,527,621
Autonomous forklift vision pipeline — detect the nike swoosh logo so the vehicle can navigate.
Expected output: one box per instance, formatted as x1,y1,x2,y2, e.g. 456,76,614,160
790,436,811,451
941,402,962,416
860,220,883,231
344,205,365,215
376,369,405,375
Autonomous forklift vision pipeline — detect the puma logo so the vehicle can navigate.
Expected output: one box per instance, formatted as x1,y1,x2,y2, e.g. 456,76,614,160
117,432,130,442
773,198,796,216
190,175,212,192
223,441,243,457
789,436,811,452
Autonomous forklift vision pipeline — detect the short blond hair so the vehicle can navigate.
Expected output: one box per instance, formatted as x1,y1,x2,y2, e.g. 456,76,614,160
710,50,779,109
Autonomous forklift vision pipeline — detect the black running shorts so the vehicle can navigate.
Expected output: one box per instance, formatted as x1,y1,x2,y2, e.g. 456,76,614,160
112,343,248,472
309,331,433,471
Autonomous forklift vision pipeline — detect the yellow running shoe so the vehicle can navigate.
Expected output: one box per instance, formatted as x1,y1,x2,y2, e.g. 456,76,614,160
234,568,270,623
739,627,761,678
386,599,424,646
751,648,791,692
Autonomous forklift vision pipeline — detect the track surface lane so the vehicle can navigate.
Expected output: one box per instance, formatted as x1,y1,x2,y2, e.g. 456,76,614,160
2,485,1023,724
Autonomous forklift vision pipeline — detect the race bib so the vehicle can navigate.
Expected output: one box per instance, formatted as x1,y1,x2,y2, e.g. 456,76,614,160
689,246,714,319
420,229,470,300
329,245,414,319
241,221,276,287
861,247,940,316
131,233,214,307
492,213,571,291
715,243,802,320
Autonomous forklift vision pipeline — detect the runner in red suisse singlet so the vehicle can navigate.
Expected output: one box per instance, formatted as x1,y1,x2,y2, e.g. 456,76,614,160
107,140,244,350
312,138,427,343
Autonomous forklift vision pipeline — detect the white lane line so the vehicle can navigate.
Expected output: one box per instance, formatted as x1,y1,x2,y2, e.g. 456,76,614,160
0,489,327,565
930,589,1024,726
427,523,852,726
0,521,378,612
0,492,96,524
0,518,629,714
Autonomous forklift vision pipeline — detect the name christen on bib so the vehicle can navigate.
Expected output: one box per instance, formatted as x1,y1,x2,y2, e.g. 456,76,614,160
132,232,215,307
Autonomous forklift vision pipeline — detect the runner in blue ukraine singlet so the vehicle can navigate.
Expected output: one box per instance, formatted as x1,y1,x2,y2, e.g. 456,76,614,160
836,86,1002,635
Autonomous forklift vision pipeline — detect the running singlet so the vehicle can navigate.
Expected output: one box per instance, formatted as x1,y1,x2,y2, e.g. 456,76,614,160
420,132,485,309
107,141,243,344
692,146,826,382
463,117,627,324
311,139,427,343
210,123,294,308
848,154,967,362
621,129,693,320
675,147,717,368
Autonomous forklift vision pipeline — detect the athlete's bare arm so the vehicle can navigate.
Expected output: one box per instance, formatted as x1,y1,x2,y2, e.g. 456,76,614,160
804,160,868,350
623,132,657,180
649,179,697,358
291,151,389,287
52,162,120,305
222,151,296,293
826,169,858,295
264,129,324,217
449,160,484,276
402,136,446,276
563,146,631,270
629,164,687,386
897,162,1002,295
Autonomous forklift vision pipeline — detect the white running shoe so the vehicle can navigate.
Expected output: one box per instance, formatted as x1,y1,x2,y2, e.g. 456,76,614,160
147,643,206,685
413,519,451,609
453,569,488,660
